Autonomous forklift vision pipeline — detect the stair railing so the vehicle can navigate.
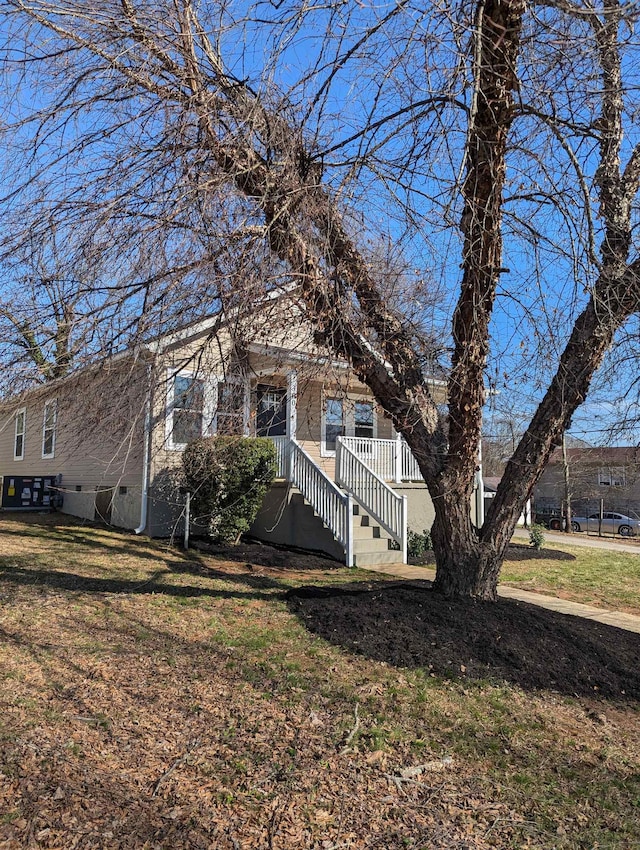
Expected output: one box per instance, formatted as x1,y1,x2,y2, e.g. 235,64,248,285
336,437,407,563
288,439,354,566
339,435,422,482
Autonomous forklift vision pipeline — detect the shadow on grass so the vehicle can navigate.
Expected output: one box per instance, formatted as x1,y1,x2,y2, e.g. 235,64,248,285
0,562,285,601
0,524,186,567
287,580,640,702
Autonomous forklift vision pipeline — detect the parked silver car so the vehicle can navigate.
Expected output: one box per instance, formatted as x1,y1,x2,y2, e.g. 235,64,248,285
570,512,640,536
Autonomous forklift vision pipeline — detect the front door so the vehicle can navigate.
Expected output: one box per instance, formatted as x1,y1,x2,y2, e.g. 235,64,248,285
256,385,287,437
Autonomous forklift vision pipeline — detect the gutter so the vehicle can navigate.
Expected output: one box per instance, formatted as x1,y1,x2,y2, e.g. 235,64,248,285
134,374,152,535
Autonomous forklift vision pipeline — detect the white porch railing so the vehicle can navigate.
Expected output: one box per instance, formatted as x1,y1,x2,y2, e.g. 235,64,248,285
339,436,422,483
288,439,354,567
270,436,289,478
336,438,407,563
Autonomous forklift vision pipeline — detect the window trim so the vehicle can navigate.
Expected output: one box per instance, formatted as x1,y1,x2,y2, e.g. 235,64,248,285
165,369,213,451
42,399,57,459
598,466,626,487
214,374,250,437
321,393,377,457
14,407,26,461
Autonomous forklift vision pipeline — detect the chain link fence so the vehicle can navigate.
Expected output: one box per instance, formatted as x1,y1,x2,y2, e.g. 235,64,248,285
533,496,640,537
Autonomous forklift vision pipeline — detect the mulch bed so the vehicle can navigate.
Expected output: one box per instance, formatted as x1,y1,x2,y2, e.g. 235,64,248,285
191,537,343,570
409,541,576,566
286,580,640,701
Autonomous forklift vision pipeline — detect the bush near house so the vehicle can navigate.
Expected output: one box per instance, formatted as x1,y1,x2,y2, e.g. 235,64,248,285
407,528,433,560
182,436,277,544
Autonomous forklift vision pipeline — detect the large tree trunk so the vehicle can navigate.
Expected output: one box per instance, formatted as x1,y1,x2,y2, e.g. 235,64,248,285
429,483,523,600
6,1,640,600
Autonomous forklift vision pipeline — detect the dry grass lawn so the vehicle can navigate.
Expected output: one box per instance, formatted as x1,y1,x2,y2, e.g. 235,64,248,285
0,513,639,849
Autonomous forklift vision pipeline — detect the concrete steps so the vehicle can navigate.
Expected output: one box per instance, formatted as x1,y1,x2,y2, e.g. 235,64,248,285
290,490,402,567
351,503,401,567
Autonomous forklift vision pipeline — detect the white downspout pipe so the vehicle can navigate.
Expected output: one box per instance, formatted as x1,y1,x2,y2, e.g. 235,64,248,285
134,379,152,535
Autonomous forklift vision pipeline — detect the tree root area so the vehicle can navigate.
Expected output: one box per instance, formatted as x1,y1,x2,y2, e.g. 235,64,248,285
286,581,640,701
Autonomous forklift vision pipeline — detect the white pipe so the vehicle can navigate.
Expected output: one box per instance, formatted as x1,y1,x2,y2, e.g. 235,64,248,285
134,379,152,535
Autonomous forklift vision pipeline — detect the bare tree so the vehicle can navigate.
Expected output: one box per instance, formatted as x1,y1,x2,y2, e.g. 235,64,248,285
1,0,640,598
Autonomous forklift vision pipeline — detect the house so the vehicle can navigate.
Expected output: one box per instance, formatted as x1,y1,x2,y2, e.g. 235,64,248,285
534,446,640,518
483,476,531,526
0,292,483,566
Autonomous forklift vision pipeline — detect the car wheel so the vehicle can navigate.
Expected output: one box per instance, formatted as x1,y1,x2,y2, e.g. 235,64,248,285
618,524,633,536
549,518,562,530
571,521,581,532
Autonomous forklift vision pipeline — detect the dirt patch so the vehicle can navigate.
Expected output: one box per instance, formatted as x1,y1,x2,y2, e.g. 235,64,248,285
287,580,640,701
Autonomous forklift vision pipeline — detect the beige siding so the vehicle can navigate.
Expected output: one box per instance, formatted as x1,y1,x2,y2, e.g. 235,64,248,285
0,360,148,528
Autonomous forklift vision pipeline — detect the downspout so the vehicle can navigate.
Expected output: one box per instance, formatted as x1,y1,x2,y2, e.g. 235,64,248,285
135,373,152,535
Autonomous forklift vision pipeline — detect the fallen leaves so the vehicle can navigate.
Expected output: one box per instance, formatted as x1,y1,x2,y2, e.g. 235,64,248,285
0,515,639,849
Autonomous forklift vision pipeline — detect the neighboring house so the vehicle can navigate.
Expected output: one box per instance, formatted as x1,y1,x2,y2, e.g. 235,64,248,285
0,293,483,566
483,476,531,526
534,446,640,517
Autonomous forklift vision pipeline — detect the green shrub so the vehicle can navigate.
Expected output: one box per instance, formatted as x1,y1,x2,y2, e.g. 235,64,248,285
408,528,433,559
182,436,277,544
529,524,546,551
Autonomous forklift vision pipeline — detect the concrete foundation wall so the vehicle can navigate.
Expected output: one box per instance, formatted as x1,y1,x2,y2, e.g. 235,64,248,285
249,482,344,561
394,483,435,533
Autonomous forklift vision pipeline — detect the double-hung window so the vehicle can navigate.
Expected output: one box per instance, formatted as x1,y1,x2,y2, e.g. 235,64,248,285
169,373,205,448
324,398,345,453
354,401,374,439
216,377,248,435
14,408,26,461
322,396,376,455
42,400,57,459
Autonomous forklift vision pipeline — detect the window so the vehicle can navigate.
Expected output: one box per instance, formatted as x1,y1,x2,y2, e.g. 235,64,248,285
354,401,374,439
169,374,204,448
216,378,247,436
324,398,345,452
42,400,57,459
598,467,626,487
14,408,25,460
322,395,377,454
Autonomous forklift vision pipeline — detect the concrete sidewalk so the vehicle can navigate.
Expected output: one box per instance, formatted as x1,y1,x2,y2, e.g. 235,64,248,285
363,562,640,635
512,526,640,554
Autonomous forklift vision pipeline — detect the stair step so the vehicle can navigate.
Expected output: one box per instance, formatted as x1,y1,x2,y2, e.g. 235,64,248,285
352,524,381,539
353,550,404,567
353,537,396,555
286,485,404,568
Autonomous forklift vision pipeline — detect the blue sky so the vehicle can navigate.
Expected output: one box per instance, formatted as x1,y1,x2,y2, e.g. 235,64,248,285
0,1,639,443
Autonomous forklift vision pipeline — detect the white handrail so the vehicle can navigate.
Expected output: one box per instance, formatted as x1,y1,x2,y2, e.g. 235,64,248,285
339,436,422,483
288,439,354,567
336,438,407,563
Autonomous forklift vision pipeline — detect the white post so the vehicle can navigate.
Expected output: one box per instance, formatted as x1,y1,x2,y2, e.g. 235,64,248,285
395,433,402,483
401,495,408,564
476,439,485,528
287,437,295,483
184,490,191,550
335,437,343,487
286,369,298,441
346,493,354,567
